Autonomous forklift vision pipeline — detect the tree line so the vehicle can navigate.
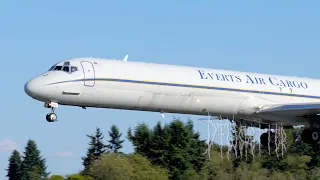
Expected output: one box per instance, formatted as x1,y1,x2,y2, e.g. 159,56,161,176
5,118,320,180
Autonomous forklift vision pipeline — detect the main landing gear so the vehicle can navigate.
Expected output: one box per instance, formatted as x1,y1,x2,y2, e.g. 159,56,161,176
259,115,320,145
300,115,320,144
301,128,320,144
260,130,275,147
44,102,58,122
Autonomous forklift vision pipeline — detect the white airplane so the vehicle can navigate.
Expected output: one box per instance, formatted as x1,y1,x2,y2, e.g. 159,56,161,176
24,56,320,145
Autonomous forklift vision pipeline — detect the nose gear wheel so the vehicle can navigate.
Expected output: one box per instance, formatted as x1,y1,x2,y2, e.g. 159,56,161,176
45,104,58,122
46,113,57,122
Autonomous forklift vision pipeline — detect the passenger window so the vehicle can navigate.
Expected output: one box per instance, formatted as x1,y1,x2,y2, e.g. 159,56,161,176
54,66,62,70
63,66,69,72
71,66,78,72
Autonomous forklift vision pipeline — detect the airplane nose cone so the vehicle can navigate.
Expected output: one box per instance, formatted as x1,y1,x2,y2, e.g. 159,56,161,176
24,79,40,98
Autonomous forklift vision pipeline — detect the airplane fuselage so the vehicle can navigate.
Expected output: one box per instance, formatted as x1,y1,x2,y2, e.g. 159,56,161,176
24,57,320,126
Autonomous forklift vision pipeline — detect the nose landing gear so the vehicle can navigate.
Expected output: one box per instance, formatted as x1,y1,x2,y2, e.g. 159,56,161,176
44,102,58,122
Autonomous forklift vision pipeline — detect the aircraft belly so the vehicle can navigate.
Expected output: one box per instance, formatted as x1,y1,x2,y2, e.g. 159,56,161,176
190,95,244,116
145,88,246,116
135,91,153,108
148,93,190,110
96,88,141,108
256,113,308,125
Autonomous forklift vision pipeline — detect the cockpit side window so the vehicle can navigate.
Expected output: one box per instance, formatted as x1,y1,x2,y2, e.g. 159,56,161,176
63,66,69,73
71,66,78,72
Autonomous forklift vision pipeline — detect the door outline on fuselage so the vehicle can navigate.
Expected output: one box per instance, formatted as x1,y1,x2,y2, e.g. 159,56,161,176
81,61,95,87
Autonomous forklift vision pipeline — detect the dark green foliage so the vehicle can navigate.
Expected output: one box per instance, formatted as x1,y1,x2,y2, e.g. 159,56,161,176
82,127,106,174
127,123,152,157
128,118,207,180
20,139,49,179
106,125,125,153
6,150,22,180
65,174,94,180
290,127,320,169
25,170,43,180
48,175,65,180
149,122,171,166
7,118,320,180
185,120,207,172
256,128,312,175
231,125,255,168
87,153,169,180
198,127,314,179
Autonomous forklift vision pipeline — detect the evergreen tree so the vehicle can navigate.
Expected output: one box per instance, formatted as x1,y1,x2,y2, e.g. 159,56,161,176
128,118,207,180
6,149,22,180
165,119,195,179
149,122,170,166
127,123,152,157
106,125,125,153
82,127,106,173
25,170,42,180
20,139,49,179
185,120,207,172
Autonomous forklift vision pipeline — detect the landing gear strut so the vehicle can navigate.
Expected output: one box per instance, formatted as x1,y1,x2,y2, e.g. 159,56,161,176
44,102,58,122
301,115,320,144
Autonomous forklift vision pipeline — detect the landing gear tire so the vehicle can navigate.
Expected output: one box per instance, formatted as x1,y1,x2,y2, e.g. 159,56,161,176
260,133,268,146
301,128,320,144
46,113,57,122
260,131,275,147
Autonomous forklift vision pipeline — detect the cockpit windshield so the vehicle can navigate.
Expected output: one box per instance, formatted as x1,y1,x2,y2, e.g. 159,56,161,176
54,66,62,71
48,61,78,73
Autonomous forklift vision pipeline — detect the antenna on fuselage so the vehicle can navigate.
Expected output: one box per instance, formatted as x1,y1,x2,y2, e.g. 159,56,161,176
123,54,128,62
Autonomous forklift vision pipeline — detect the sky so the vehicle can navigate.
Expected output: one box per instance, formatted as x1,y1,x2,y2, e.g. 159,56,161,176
0,0,320,179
